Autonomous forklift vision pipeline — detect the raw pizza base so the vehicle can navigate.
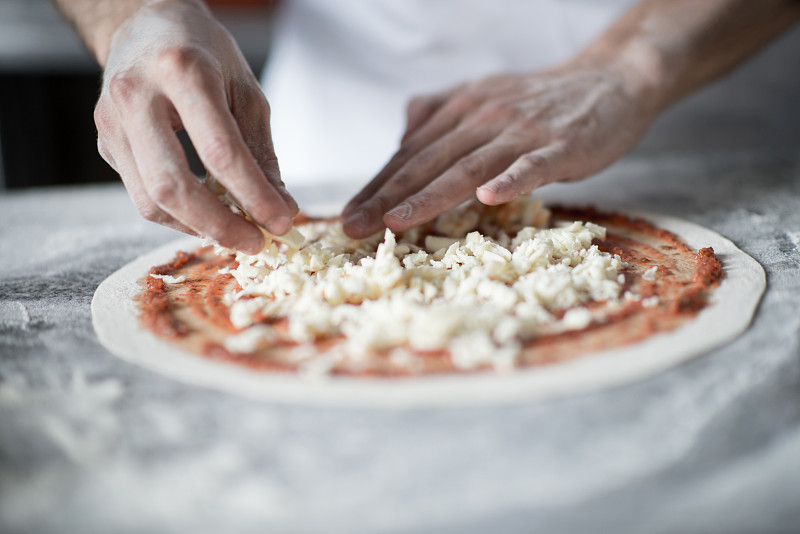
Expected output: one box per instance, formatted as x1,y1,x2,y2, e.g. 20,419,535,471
91,209,765,408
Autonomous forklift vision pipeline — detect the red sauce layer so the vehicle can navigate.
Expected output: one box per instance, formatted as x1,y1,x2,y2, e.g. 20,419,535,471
137,208,724,377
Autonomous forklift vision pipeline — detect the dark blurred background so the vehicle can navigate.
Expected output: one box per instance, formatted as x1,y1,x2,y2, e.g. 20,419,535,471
0,0,276,190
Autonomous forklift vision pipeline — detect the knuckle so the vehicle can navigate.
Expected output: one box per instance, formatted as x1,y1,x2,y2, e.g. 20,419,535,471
365,192,397,215
93,100,112,131
200,136,238,174
448,92,481,113
408,189,441,214
234,83,269,117
244,199,279,225
518,114,541,130
157,47,224,92
258,151,280,174
204,222,235,244
494,153,550,195
505,128,536,147
373,193,395,213
477,100,513,121
559,137,583,159
383,171,418,199
252,92,270,118
107,71,138,107
405,148,436,170
244,133,272,159
456,154,487,181
93,104,120,168
497,171,524,193
519,152,548,172
147,174,187,208
246,97,271,127
156,46,209,76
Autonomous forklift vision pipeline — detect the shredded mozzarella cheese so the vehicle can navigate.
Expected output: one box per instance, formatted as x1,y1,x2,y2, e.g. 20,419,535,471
642,266,658,281
149,274,186,284
205,173,305,251
214,198,627,373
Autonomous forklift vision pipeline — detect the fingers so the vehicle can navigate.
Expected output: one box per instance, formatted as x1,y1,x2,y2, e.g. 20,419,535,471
344,66,640,237
476,142,570,205
120,162,200,237
108,73,266,253
229,83,299,215
343,125,501,238
401,91,451,143
95,98,197,237
343,91,482,220
382,138,525,232
343,87,574,236
159,47,295,235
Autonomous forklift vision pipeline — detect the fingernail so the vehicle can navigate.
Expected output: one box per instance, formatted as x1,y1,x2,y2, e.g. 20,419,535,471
476,185,503,205
343,210,367,231
285,195,299,215
266,215,292,235
238,235,264,255
387,202,413,221
278,186,299,214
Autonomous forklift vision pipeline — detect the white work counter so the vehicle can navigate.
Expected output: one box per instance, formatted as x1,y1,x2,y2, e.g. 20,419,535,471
1,150,799,533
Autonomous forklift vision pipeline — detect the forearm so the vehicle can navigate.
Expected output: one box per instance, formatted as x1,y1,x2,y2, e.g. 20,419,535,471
49,0,209,65
578,0,800,113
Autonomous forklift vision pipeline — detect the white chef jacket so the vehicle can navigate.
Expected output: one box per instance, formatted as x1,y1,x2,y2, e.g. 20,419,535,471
261,0,800,188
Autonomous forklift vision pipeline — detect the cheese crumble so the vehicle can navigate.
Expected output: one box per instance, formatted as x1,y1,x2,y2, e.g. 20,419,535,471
149,274,187,284
212,198,626,373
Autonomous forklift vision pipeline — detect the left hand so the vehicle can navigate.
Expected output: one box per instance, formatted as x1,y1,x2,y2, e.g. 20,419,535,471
342,59,658,238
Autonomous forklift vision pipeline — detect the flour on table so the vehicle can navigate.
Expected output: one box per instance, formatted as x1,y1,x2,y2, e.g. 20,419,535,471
92,202,766,407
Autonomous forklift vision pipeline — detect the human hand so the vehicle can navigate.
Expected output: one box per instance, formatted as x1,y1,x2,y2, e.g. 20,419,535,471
342,59,659,239
94,1,296,253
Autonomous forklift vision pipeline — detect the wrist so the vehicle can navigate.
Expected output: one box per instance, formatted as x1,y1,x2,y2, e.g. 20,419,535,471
88,0,210,65
572,36,674,120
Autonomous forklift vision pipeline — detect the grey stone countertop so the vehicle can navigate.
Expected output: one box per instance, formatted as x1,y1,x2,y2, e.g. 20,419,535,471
1,151,799,534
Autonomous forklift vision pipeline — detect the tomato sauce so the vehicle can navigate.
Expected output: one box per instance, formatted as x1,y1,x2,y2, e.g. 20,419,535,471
137,209,724,376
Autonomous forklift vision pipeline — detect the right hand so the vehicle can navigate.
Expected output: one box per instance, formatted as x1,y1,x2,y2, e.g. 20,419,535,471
94,1,297,254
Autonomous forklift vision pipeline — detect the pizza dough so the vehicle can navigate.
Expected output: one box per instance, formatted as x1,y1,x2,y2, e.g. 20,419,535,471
91,208,765,408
